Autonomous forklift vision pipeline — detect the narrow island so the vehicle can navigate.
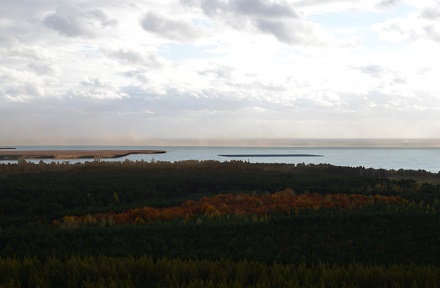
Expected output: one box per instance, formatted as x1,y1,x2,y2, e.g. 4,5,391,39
0,149,166,160
0,147,16,149
218,153,323,157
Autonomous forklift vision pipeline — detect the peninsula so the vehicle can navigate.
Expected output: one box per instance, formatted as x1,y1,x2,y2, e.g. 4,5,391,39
0,149,166,160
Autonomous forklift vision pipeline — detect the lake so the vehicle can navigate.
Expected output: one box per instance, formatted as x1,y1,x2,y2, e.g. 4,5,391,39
2,146,440,173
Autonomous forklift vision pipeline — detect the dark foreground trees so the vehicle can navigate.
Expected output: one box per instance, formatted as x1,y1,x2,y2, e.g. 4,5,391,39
2,256,440,288
1,160,440,287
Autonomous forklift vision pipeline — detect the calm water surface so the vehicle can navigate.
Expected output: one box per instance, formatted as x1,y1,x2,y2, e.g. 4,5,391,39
2,146,440,173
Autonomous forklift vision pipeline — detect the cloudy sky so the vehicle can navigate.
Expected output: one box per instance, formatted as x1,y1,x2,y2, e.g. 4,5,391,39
1,0,440,145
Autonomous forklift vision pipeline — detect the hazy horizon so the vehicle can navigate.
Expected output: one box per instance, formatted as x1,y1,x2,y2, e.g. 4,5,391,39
3,138,440,148
1,1,440,143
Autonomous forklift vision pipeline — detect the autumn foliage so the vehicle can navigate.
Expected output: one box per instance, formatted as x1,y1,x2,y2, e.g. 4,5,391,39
57,189,405,227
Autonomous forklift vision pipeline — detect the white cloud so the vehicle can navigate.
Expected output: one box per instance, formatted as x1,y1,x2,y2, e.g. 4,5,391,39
372,1,440,43
70,78,129,100
9,45,53,60
0,66,60,102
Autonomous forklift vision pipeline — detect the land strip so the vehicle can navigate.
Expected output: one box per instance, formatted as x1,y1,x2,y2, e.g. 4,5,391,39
0,149,166,160
218,153,323,157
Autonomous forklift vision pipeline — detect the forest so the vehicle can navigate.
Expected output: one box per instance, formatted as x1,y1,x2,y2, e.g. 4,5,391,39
1,159,440,287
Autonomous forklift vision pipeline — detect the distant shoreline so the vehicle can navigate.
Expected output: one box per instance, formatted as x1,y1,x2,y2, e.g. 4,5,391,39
0,149,166,160
0,147,16,150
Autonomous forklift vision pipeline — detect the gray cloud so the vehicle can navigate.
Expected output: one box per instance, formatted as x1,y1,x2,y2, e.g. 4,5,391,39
423,25,440,42
107,49,144,63
195,0,297,18
85,9,119,27
43,11,89,37
392,76,406,85
421,8,440,20
376,0,400,8
43,4,119,37
28,62,56,75
357,65,384,77
0,30,18,48
198,0,228,16
139,11,201,42
256,19,317,45
123,70,149,82
182,0,324,46
199,66,233,79
233,0,297,18
0,0,53,19
102,48,165,68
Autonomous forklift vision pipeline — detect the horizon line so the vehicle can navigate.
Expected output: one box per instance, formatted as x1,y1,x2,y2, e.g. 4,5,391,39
3,138,440,148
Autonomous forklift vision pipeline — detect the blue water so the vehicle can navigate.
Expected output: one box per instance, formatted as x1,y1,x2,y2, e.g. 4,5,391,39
2,146,440,172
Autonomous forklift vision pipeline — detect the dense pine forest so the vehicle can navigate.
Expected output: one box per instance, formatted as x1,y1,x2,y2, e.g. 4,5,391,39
1,159,440,287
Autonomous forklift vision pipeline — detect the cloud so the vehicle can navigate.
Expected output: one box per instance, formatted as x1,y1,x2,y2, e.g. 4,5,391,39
421,7,440,20
9,46,53,61
101,47,167,69
356,65,385,77
2,0,440,143
374,17,440,43
85,9,119,27
376,0,400,8
198,0,297,18
43,11,89,37
423,24,440,42
42,3,118,37
256,19,321,45
145,109,155,115
199,65,233,79
0,30,19,48
27,62,57,75
69,78,128,100
372,3,440,43
233,0,297,18
183,0,335,46
0,67,59,102
0,0,53,19
139,11,202,42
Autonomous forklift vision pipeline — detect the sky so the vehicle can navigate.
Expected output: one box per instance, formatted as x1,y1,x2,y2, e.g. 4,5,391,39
1,0,440,145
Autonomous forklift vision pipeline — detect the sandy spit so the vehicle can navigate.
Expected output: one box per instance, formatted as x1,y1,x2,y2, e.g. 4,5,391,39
0,150,166,160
